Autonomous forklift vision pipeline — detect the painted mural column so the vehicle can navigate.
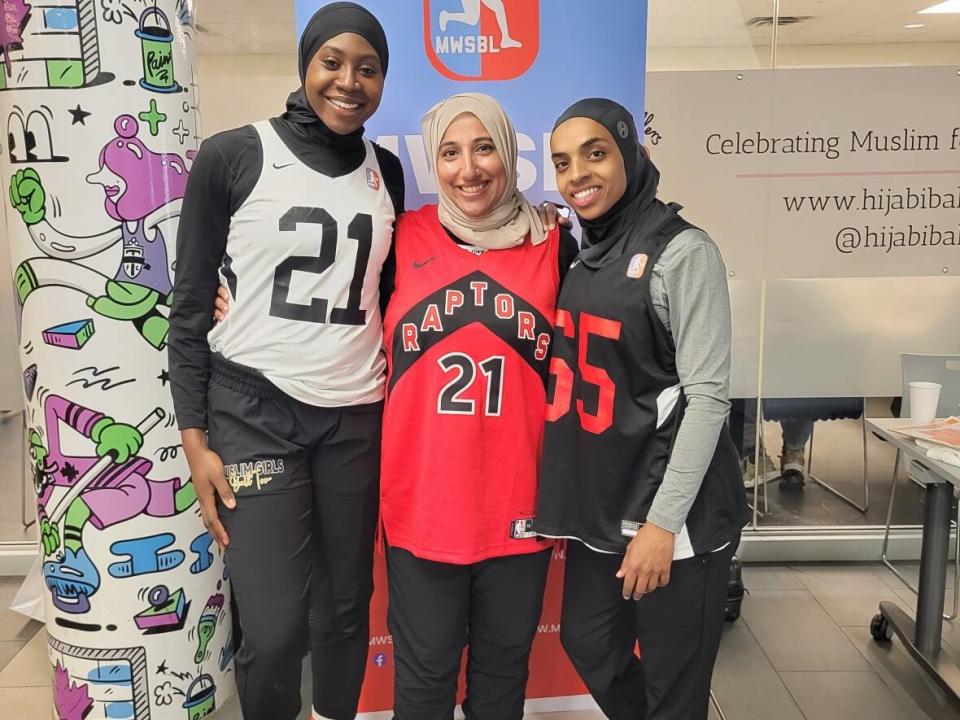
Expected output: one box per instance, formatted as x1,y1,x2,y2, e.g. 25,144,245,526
0,1,233,718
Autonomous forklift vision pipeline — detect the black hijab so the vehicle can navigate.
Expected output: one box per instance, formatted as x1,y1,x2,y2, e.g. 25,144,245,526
553,98,671,263
277,2,389,175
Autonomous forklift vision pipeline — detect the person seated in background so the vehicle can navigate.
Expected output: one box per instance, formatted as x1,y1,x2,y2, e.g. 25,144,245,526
731,398,814,487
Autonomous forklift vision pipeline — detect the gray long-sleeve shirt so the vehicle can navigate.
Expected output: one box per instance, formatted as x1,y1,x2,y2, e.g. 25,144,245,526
644,228,733,537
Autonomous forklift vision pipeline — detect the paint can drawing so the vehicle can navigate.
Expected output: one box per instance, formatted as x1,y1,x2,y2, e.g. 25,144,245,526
136,7,181,93
182,673,216,719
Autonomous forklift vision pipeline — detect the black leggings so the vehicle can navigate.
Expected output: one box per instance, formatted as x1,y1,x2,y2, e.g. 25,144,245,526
208,358,381,720
386,545,551,720
560,538,738,720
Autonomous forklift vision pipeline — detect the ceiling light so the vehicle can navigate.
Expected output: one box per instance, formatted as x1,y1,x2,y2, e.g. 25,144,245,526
904,23,925,28
918,1,960,13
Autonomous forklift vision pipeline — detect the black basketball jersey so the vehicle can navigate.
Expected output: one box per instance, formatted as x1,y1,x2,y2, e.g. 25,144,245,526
535,211,748,555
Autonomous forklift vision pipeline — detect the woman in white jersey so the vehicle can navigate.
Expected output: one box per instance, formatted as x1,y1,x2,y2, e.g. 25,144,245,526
168,5,402,719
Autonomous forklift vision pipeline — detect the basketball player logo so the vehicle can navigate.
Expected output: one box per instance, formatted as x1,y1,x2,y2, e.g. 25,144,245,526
425,0,539,81
626,253,648,279
440,1,523,48
366,167,381,191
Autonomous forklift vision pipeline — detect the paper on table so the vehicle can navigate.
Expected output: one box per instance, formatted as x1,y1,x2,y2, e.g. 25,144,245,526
893,416,960,450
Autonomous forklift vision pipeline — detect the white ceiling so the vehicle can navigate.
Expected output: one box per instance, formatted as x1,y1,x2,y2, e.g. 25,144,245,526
195,0,297,55
647,0,960,47
194,0,960,55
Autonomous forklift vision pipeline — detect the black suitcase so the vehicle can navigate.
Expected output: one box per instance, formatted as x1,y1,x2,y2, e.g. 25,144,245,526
724,556,745,622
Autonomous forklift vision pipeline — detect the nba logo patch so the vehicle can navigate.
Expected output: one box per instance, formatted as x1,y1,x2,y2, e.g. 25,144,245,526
627,253,648,278
424,0,540,81
366,168,381,191
509,517,535,539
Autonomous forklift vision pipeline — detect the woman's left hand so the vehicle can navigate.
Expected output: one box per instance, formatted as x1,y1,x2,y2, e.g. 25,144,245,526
616,522,676,600
536,201,573,231
213,285,230,322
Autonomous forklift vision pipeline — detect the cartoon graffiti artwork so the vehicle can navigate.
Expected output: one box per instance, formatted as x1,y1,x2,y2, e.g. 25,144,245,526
0,0,32,81
31,393,197,614
218,628,235,672
154,659,218,719
108,532,185,579
67,364,136,392
171,118,188,144
135,7,181,93
54,660,94,720
68,102,91,124
134,584,189,634
42,318,96,348
188,531,213,575
182,674,217,720
49,636,150,720
138,97,166,136
191,592,224,664
0,0,112,91
2,1,232,715
23,362,38,399
99,0,136,26
10,114,189,350
7,105,69,162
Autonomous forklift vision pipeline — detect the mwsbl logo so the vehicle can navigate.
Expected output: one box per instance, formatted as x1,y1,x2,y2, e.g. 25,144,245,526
425,0,539,81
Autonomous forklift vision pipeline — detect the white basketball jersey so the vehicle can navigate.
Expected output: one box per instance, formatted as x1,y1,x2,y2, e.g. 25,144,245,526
208,122,395,406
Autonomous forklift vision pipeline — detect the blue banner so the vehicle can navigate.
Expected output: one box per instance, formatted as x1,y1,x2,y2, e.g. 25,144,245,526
295,0,648,209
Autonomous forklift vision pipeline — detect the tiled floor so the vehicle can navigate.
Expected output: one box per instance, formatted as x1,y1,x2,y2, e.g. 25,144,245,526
2,563,958,719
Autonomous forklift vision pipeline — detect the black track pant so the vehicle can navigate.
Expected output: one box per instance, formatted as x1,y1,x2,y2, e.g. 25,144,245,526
386,545,551,720
560,538,738,720
207,356,381,720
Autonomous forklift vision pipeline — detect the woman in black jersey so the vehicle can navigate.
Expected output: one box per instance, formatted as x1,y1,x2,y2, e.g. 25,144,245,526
536,99,749,720
168,4,403,719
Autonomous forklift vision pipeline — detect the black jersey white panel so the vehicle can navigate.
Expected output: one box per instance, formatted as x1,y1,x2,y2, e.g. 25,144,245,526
208,122,395,406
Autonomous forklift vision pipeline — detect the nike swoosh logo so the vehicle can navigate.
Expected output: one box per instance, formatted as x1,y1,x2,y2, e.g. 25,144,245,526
413,257,437,269
272,162,295,170
570,260,581,268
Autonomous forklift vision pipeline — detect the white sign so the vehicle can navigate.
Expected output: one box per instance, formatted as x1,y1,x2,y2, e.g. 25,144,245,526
647,67,960,280
646,67,960,397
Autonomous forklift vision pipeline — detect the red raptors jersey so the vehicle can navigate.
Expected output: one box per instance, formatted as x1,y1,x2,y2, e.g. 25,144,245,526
381,205,559,564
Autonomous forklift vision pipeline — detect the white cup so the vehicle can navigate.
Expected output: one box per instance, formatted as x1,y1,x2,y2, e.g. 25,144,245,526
909,381,942,424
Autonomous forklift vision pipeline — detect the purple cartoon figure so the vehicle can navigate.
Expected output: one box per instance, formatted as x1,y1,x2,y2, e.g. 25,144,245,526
10,115,189,349
31,394,197,614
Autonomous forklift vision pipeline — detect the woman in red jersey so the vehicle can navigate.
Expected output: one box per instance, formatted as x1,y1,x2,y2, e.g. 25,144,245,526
380,92,576,719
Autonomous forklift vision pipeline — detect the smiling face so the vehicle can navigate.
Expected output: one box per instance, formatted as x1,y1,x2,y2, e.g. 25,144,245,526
304,32,385,135
435,112,509,220
550,117,628,221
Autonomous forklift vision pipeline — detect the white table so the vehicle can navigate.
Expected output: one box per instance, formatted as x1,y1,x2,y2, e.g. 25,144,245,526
866,418,960,711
